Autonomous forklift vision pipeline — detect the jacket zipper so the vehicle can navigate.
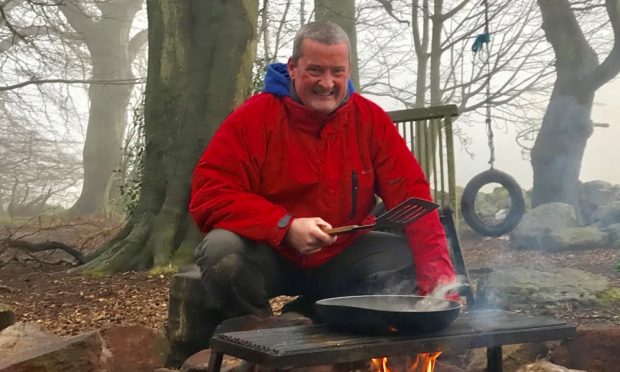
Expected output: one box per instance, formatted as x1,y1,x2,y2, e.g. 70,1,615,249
350,171,358,219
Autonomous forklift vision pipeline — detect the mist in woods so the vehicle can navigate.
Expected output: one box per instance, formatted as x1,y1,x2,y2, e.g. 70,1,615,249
1,0,619,270
453,79,620,190
2,4,620,371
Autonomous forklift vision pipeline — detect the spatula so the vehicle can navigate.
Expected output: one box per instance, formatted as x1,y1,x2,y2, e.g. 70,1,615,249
324,197,439,235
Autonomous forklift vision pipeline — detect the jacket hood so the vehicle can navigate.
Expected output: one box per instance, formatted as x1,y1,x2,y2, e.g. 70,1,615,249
263,62,356,97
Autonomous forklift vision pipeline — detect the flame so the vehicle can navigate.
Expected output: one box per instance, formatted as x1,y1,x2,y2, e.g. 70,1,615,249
371,352,442,372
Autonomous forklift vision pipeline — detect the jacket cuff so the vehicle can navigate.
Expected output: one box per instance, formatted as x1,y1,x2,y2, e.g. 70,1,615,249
268,213,294,247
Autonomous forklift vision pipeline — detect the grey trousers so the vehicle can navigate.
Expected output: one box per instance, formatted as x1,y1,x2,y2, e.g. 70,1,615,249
194,229,416,320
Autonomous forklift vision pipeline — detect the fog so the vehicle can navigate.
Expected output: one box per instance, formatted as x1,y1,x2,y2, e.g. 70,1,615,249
451,79,620,189
370,77,619,190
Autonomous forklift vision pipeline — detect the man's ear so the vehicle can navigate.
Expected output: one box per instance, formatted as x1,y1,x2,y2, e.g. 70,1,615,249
287,57,296,79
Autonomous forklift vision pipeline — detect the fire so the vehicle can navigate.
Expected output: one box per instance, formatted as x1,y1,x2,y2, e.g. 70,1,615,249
370,352,442,372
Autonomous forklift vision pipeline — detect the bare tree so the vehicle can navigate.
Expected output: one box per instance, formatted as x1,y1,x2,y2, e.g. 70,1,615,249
0,1,149,218
315,0,360,87
81,0,259,272
59,0,147,215
531,0,620,208
259,0,294,63
0,0,88,214
358,0,554,115
0,124,82,217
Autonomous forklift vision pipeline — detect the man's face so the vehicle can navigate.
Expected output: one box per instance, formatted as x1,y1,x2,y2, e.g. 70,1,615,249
287,39,350,114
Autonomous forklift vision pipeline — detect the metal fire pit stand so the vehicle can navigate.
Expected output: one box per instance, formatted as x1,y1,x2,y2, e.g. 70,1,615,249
208,310,579,372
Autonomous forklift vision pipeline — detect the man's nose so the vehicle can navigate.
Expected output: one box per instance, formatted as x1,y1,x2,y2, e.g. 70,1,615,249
317,75,334,89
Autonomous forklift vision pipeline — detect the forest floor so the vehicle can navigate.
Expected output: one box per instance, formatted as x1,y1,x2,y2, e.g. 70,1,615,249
0,219,619,337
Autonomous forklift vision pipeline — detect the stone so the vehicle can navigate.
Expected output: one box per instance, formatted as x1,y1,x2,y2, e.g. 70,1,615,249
515,360,585,372
591,201,620,227
181,349,216,371
464,343,549,372
579,180,619,224
0,323,169,372
503,343,550,372
0,322,62,355
99,324,170,372
180,348,249,372
433,361,464,372
0,330,105,372
474,266,610,308
602,223,620,246
550,326,620,372
511,203,579,250
547,227,608,250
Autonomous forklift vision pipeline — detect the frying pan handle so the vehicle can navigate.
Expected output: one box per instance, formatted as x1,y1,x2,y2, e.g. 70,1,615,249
323,225,358,235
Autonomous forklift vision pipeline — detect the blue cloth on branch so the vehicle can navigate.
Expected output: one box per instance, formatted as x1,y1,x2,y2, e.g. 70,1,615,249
471,32,490,54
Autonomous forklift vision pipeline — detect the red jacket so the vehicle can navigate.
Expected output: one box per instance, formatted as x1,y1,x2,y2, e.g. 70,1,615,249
190,89,455,295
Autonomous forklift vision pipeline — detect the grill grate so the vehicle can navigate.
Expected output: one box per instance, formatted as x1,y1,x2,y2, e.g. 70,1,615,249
209,310,578,371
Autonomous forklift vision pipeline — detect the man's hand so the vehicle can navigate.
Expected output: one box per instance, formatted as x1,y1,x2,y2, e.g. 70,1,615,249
284,217,337,255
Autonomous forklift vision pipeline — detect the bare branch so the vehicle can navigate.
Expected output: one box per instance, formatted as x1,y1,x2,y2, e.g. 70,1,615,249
128,29,147,62
0,25,54,53
5,238,86,264
0,77,145,91
586,0,620,89
0,1,27,41
56,0,95,40
442,0,470,20
377,0,410,25
273,0,292,60
570,0,606,12
1,0,25,13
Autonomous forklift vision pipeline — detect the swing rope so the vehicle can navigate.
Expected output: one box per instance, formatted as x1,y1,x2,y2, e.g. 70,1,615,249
461,1,527,237
472,0,495,169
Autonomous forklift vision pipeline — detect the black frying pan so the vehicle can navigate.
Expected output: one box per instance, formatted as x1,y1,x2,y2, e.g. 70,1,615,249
315,295,461,335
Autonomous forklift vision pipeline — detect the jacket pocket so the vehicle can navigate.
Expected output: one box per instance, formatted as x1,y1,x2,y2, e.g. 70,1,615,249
350,169,375,220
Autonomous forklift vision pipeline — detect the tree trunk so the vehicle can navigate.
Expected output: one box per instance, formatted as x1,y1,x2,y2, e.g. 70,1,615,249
71,60,133,215
65,0,144,215
531,0,600,208
82,0,259,272
412,0,429,108
531,89,594,208
429,0,444,106
314,0,360,88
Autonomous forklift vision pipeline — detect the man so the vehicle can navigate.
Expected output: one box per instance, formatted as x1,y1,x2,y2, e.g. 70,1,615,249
189,21,456,329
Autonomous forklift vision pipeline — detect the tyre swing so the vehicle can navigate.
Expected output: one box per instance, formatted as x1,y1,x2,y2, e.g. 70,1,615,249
460,169,525,237
459,1,525,237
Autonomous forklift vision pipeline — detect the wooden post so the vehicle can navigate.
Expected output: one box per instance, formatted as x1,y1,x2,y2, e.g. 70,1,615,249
388,105,459,219
0,303,15,332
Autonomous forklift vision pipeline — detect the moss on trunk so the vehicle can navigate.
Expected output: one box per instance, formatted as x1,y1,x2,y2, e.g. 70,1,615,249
84,0,259,272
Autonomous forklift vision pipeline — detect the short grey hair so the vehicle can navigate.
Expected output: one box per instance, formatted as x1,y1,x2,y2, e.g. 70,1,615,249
291,21,351,63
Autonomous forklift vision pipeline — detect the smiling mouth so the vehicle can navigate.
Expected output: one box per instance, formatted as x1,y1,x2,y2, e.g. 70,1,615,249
314,91,335,98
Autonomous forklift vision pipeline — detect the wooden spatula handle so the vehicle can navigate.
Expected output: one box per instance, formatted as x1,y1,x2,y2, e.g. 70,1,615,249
323,225,358,235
